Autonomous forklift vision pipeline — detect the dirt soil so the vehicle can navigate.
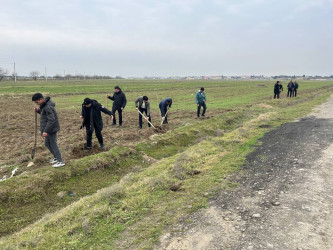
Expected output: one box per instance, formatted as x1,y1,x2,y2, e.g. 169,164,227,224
0,95,227,179
159,95,333,250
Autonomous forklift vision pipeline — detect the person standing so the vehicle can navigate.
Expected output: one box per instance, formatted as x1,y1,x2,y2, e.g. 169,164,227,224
195,87,207,117
106,86,127,127
159,98,172,124
293,81,299,97
273,81,281,99
279,81,283,94
32,93,65,168
135,96,151,129
287,80,294,97
80,98,113,150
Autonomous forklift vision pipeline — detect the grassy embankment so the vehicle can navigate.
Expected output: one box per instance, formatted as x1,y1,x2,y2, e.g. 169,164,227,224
0,80,332,249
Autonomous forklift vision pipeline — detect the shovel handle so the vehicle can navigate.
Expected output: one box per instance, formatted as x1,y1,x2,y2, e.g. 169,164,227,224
161,107,170,126
137,110,156,129
106,97,109,125
32,111,37,159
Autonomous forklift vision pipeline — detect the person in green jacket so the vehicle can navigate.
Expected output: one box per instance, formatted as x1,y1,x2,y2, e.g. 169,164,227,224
195,87,207,118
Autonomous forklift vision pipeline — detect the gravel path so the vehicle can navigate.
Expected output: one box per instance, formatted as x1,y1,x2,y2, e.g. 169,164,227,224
159,95,333,250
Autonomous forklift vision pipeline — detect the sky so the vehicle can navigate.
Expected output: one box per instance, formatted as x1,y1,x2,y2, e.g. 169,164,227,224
0,0,332,77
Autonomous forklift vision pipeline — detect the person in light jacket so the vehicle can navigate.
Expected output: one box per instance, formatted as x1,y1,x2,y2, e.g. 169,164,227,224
135,96,151,129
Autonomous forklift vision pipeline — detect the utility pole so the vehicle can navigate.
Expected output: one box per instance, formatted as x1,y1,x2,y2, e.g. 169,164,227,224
14,62,16,82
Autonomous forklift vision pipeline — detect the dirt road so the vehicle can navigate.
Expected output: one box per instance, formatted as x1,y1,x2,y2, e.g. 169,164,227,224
159,96,333,250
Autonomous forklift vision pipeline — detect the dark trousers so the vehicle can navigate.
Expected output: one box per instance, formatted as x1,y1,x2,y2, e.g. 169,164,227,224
160,106,168,124
274,92,280,99
112,107,122,125
287,88,293,97
139,108,151,128
294,89,297,97
45,132,63,162
197,102,207,117
86,126,103,148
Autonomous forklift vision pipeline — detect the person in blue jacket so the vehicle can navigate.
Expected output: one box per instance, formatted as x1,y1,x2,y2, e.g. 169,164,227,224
159,98,172,124
195,87,207,118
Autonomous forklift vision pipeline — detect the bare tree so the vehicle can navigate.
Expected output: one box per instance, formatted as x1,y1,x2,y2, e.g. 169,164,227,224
0,68,8,81
30,71,40,81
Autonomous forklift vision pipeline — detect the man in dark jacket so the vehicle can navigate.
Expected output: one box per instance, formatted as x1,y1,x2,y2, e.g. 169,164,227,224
279,81,283,94
287,80,294,97
159,98,172,124
32,93,65,168
106,86,127,127
293,81,299,97
135,96,151,129
80,98,113,150
273,81,281,99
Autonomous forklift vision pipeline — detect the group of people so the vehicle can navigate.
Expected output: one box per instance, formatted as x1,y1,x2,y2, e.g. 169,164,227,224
32,86,207,168
273,80,299,99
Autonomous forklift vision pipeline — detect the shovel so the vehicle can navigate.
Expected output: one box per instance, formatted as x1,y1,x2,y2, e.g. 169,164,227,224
137,110,156,129
106,97,109,125
31,111,37,159
161,108,170,126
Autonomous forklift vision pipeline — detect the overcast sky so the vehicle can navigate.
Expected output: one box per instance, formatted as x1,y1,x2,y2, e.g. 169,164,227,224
0,0,332,77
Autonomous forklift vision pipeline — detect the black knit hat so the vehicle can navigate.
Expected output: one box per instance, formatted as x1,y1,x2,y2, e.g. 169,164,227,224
83,98,92,105
115,86,120,90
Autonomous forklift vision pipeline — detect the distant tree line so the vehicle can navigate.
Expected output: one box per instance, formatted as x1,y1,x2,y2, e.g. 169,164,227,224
0,67,124,81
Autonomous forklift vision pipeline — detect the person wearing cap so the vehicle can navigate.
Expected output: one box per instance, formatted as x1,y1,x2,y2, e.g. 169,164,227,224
135,96,151,129
32,93,65,168
273,81,281,99
159,98,172,124
195,87,207,118
80,98,113,150
106,86,127,127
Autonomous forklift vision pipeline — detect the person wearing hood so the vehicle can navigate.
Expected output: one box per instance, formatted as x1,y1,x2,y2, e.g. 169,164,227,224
273,81,281,99
106,86,127,127
195,87,207,118
159,98,172,124
80,98,113,150
32,93,65,168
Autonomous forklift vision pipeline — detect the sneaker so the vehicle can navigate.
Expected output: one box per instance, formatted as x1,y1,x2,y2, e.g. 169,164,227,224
49,158,57,164
100,144,105,150
111,123,116,126
84,147,92,151
52,161,65,168
201,114,205,117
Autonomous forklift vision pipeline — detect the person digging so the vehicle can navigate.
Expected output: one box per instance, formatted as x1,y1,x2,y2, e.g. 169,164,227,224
159,97,172,124
32,93,65,168
135,96,152,129
80,98,113,151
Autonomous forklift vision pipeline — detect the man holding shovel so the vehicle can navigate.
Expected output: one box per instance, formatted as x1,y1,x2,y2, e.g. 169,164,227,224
159,98,172,124
32,93,65,168
80,98,113,150
135,96,151,129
